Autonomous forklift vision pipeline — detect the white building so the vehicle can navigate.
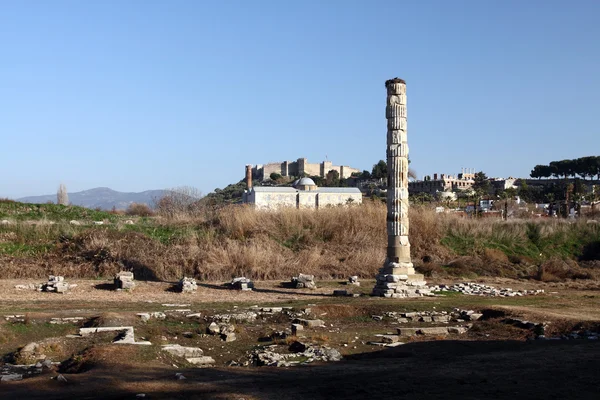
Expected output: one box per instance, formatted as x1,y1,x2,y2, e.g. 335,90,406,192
243,177,362,210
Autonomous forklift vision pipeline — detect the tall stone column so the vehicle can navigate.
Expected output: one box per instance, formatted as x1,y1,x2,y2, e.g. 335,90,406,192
373,78,428,298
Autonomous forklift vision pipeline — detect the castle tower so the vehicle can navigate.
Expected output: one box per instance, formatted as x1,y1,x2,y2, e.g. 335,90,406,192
372,78,427,298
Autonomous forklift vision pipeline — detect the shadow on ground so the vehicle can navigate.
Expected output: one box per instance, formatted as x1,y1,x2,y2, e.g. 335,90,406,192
3,339,599,399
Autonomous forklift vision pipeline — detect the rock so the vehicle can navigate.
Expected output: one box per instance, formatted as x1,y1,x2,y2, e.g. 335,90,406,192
114,271,135,290
448,326,469,334
397,327,420,336
207,322,220,335
56,374,68,383
293,318,325,328
397,327,449,336
1,374,23,382
125,220,135,225
468,313,483,321
14,284,37,291
230,277,254,291
186,356,216,366
221,332,236,342
175,373,186,380
178,277,197,293
291,274,316,289
219,324,235,334
137,313,151,322
347,276,360,286
162,344,204,358
69,220,80,226
380,334,400,343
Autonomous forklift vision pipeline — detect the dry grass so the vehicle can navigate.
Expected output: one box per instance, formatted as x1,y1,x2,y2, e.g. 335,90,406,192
1,201,599,282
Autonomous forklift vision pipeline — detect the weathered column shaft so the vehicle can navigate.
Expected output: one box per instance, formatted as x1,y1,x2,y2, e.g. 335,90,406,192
385,78,412,270
373,78,426,298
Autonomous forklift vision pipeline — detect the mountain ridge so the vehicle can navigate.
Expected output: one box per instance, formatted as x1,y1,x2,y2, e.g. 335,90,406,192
17,187,167,210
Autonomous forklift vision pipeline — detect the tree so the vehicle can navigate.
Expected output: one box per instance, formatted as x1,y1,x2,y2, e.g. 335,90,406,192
269,172,282,181
472,171,491,195
530,165,552,179
371,160,387,179
324,170,340,187
360,170,371,180
57,183,69,206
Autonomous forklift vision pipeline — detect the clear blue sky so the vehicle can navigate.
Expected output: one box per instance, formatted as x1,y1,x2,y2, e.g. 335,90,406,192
1,0,599,198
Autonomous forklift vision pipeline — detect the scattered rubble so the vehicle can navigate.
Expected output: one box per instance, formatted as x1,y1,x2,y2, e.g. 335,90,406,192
291,274,316,289
250,343,342,367
136,312,166,322
382,308,482,323
210,311,257,323
230,277,254,291
42,276,72,293
114,271,135,290
206,322,237,342
14,283,40,291
178,277,197,293
431,282,545,297
4,314,26,322
49,317,85,324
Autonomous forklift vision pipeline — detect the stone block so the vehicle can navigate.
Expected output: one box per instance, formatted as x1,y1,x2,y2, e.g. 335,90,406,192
291,324,303,335
162,344,204,358
186,356,215,366
380,334,400,343
397,327,420,336
432,315,451,323
419,327,449,335
293,318,325,328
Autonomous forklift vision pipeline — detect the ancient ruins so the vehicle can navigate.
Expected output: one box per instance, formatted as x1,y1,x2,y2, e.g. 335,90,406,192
373,78,428,297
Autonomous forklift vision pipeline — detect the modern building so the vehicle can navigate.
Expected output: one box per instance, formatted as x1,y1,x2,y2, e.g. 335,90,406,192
242,167,362,210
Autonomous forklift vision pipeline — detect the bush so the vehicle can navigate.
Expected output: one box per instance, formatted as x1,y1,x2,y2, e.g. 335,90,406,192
126,203,154,217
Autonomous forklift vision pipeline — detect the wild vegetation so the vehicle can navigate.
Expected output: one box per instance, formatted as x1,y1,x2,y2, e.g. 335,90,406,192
1,198,599,282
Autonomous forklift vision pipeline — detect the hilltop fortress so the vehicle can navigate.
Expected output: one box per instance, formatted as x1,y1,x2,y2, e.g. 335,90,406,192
250,157,361,181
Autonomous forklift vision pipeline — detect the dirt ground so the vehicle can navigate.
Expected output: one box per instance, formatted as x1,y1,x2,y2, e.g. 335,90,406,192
1,277,599,399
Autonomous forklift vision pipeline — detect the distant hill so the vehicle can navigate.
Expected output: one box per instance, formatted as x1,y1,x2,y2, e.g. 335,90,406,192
17,187,166,210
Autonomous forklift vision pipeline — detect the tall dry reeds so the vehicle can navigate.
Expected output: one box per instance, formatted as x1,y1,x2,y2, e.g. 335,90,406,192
1,201,599,281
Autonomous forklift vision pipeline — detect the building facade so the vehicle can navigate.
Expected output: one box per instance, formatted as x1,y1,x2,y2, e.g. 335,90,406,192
250,158,361,181
243,177,362,210
409,171,476,197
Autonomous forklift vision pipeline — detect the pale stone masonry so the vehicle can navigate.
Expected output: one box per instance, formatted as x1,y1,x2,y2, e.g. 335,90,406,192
373,78,428,297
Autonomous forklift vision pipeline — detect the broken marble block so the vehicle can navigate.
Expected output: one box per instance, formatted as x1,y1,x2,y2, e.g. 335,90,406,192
178,277,197,293
291,274,316,289
43,276,71,293
114,271,135,290
231,277,254,291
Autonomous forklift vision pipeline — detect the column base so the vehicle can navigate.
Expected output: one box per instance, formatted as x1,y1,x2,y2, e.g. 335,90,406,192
372,261,429,298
